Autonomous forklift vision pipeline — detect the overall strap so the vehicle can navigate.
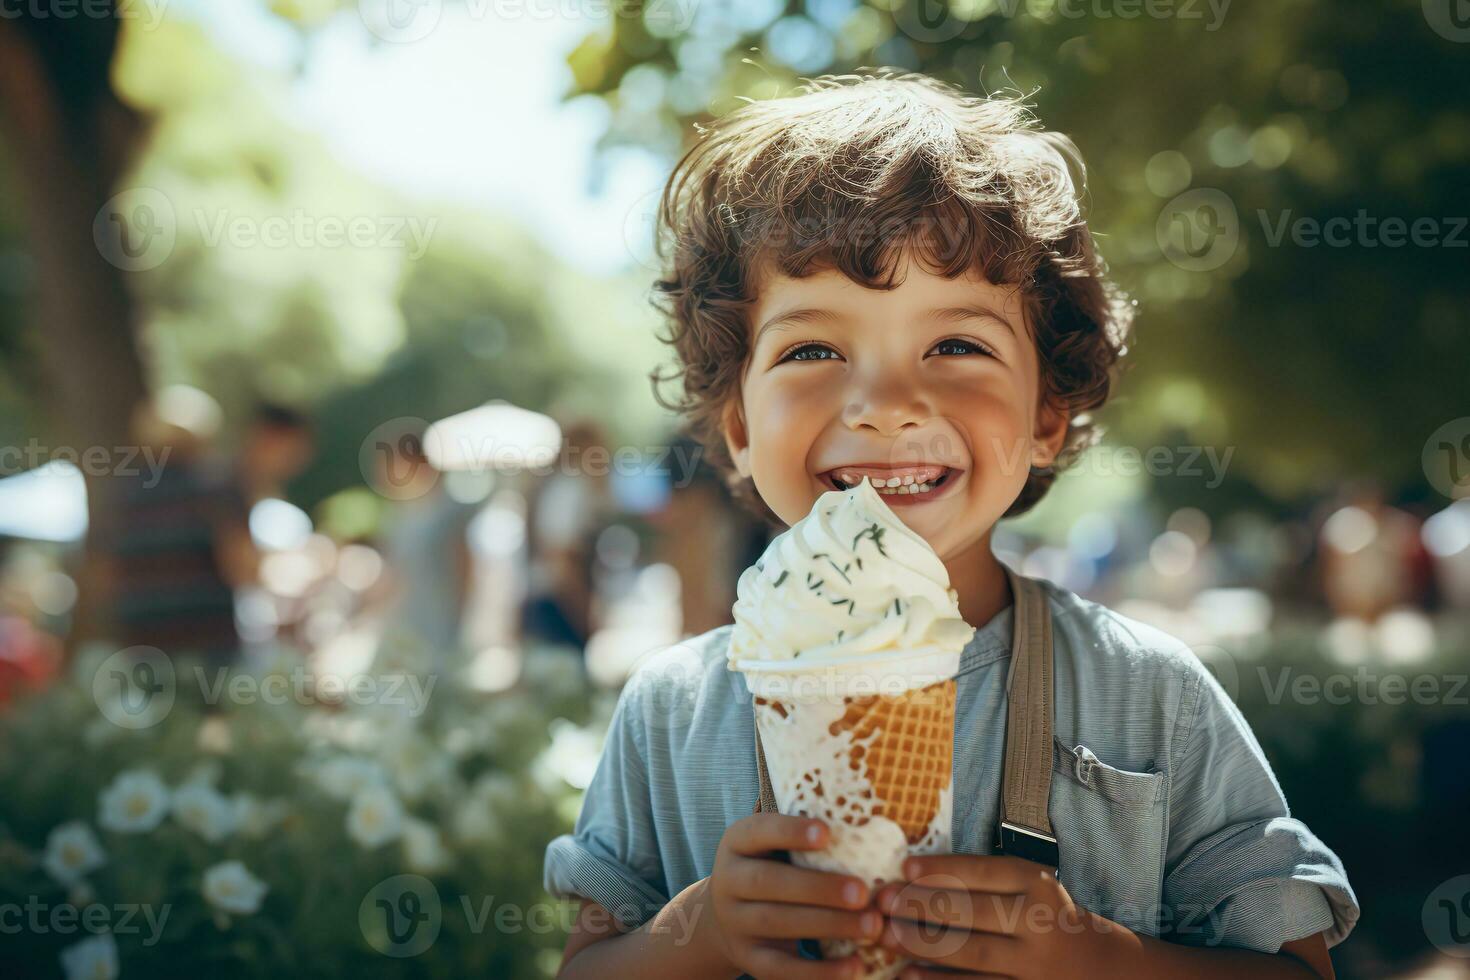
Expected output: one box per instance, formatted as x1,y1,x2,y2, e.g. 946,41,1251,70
996,564,1060,869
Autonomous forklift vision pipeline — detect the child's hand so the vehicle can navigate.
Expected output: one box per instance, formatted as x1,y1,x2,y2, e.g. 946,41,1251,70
873,854,1114,979
707,813,882,979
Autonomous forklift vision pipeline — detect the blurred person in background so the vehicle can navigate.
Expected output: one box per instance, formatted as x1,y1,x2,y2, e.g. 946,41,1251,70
1317,480,1423,621
519,417,612,651
649,431,762,636
370,420,475,676
239,401,316,506
97,386,250,665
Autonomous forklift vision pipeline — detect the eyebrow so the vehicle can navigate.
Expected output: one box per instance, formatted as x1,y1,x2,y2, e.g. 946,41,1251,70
753,303,1017,346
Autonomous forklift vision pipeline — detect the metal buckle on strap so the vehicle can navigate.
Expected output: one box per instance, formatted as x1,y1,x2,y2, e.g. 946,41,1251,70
997,821,1060,872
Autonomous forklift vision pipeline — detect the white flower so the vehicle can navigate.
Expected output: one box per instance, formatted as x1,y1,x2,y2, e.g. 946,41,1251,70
401,817,451,875
98,769,169,833
314,756,387,800
202,859,268,916
383,734,454,803
451,796,502,845
473,772,524,813
59,932,118,980
346,784,404,849
42,822,106,886
171,780,236,842
230,792,289,839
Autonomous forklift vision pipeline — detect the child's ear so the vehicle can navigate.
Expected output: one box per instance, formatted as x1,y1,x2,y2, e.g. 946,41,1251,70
720,396,752,478
1032,395,1071,470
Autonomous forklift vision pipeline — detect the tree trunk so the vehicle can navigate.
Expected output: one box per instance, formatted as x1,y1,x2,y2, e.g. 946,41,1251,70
0,14,151,656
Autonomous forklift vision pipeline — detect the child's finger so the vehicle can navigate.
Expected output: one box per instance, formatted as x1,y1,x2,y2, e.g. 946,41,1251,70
900,854,1049,894
733,900,883,944
880,914,1020,974
728,813,832,855
728,854,871,908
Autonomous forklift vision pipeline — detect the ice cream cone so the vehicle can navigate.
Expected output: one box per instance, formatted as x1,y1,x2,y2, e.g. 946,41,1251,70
753,678,957,979
732,476,973,980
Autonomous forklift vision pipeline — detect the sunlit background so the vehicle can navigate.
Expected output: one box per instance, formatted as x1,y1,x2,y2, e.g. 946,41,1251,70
1,0,1468,977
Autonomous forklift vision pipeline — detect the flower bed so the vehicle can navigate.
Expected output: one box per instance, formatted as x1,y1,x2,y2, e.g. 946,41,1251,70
0,644,609,978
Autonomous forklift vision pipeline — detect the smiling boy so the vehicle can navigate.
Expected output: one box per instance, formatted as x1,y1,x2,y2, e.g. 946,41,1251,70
544,70,1358,979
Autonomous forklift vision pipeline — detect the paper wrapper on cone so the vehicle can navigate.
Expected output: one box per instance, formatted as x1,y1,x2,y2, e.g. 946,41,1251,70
752,675,957,980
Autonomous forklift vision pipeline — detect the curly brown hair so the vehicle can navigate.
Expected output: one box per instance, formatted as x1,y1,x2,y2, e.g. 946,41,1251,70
648,69,1135,528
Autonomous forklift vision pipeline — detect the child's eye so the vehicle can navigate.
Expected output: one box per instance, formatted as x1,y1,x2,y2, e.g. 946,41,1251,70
777,342,840,363
931,337,995,357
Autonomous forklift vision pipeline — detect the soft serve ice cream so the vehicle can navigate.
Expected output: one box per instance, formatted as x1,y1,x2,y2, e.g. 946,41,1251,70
728,474,976,695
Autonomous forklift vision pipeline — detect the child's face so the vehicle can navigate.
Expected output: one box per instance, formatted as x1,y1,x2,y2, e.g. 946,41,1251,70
722,252,1068,560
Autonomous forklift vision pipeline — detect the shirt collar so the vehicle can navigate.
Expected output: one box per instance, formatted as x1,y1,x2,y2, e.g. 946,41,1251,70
958,600,1014,676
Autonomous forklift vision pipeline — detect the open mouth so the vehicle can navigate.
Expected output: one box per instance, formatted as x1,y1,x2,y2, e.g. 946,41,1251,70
820,466,959,498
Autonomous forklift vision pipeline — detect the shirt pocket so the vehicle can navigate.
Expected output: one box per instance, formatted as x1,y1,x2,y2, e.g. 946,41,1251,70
1049,737,1168,937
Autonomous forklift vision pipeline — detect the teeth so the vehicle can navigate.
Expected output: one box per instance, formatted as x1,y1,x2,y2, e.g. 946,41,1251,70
876,481,934,495
836,469,942,489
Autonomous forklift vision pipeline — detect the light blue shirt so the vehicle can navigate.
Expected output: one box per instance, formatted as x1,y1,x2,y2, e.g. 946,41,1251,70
544,574,1359,954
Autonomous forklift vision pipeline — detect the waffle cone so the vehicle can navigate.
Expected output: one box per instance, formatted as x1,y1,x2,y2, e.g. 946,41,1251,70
829,678,956,843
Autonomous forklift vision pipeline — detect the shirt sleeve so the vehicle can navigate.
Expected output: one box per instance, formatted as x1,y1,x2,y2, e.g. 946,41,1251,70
543,675,670,930
1160,666,1361,953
